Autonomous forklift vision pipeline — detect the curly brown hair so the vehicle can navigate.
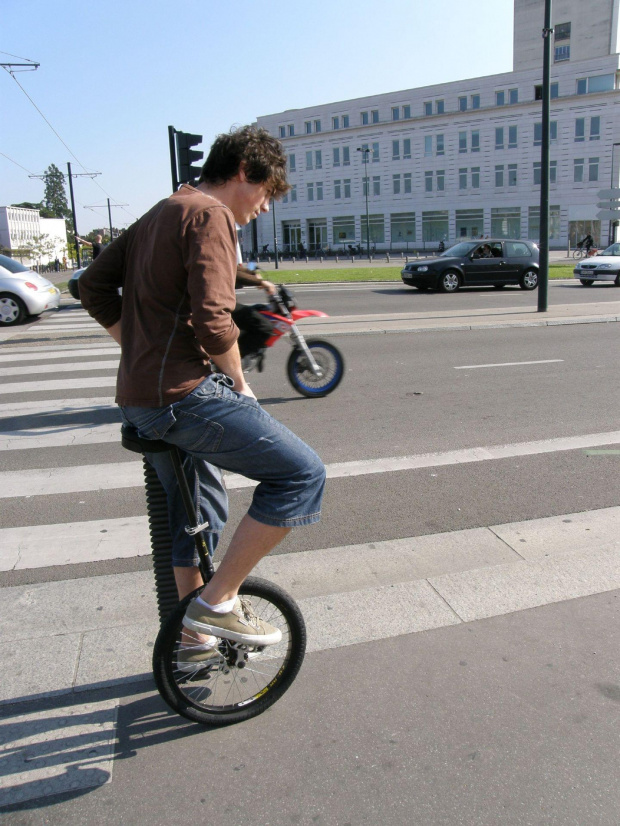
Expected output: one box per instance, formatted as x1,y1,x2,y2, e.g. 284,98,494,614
199,125,290,198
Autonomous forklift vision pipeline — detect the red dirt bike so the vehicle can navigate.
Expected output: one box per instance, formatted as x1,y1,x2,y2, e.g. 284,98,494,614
241,284,345,398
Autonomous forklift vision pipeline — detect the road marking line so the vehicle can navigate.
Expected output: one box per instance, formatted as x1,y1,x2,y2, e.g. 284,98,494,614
454,359,564,369
0,376,117,395
0,359,119,377
2,430,620,497
0,342,119,355
0,347,118,364
0,396,115,415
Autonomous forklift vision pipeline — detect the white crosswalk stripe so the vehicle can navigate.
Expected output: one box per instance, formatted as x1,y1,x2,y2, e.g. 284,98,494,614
0,376,117,394
0,359,119,377
0,347,118,363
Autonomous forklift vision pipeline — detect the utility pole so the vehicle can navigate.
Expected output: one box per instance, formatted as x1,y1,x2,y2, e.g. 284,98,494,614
64,163,101,268
357,147,371,259
537,0,553,312
272,198,279,269
84,199,129,244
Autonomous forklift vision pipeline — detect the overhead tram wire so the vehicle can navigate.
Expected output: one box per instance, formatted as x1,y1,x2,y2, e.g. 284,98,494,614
3,63,137,223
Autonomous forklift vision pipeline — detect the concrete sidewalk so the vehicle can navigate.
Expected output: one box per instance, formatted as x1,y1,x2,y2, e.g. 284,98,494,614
1,505,618,708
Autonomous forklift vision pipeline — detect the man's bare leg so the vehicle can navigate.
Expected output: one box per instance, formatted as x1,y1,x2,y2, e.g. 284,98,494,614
174,567,204,600
199,514,290,606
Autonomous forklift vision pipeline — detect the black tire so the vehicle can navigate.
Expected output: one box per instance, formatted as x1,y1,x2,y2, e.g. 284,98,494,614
286,339,345,398
614,275,620,287
580,279,594,286
519,269,539,290
0,293,28,326
153,577,306,727
572,248,585,259
68,278,81,301
438,270,460,293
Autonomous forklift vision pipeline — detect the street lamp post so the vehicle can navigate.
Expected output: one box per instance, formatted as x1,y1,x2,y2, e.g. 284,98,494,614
357,146,371,259
608,142,620,245
271,198,279,269
537,0,553,313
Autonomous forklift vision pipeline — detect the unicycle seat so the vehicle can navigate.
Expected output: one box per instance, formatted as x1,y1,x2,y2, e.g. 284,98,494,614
121,425,172,454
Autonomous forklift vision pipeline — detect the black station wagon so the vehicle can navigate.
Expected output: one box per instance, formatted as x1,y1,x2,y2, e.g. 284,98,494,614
401,239,539,292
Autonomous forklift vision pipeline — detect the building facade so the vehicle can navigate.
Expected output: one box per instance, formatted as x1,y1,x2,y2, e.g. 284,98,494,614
245,0,620,254
0,207,68,265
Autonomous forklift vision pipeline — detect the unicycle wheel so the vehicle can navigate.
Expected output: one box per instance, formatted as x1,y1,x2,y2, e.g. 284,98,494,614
153,577,306,726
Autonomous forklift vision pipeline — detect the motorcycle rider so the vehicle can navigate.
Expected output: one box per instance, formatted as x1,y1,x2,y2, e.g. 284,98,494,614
233,258,277,370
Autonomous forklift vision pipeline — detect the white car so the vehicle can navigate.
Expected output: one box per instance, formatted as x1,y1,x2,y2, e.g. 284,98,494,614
0,254,61,326
573,243,620,286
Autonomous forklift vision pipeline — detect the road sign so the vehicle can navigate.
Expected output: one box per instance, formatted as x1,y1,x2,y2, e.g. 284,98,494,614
597,188,620,200
596,209,620,221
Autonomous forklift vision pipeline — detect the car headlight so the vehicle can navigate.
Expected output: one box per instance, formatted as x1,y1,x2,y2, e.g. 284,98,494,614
598,264,611,269
417,266,428,272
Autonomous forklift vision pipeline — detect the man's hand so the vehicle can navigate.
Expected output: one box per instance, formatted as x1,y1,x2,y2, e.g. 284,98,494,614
234,379,257,400
260,280,277,296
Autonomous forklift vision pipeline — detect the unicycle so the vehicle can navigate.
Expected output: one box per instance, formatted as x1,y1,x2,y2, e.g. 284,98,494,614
121,426,306,727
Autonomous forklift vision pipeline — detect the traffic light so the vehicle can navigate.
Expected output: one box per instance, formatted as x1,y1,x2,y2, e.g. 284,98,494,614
176,131,203,186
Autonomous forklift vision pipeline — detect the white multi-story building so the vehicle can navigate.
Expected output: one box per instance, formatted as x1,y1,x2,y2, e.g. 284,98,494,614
246,0,620,254
0,207,68,265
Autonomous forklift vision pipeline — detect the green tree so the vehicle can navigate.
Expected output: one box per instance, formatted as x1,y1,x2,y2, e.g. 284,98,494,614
25,234,56,268
43,164,71,219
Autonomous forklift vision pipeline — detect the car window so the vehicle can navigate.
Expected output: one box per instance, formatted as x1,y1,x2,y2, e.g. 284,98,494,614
505,242,531,257
443,242,478,257
601,243,620,256
0,254,30,274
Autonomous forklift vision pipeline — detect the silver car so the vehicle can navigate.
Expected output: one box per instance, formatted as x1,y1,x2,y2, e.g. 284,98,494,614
0,254,61,326
573,243,620,286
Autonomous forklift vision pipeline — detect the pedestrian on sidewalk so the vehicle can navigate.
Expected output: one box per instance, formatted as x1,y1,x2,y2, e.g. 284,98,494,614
79,125,325,657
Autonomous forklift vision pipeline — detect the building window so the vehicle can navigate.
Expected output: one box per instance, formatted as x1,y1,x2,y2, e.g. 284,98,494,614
491,207,521,238
471,167,480,189
392,140,400,161
332,116,340,130
471,94,480,109
534,121,557,145
289,154,296,171
577,74,615,95
372,142,379,162
343,115,349,128
403,105,411,119
555,45,570,62
288,125,294,136
403,138,411,159
393,174,401,195
508,164,517,186
424,135,433,156
392,106,400,121
373,176,381,196
436,170,445,191
574,158,584,183
315,150,322,169
332,216,355,246
576,78,587,95
424,101,432,116
305,121,312,134
509,88,519,104
555,22,571,41
436,134,445,155
508,125,518,148
590,116,600,140
459,168,467,190
314,120,321,133
425,171,433,192
471,130,480,152
343,146,350,165
361,111,369,125
316,182,323,200
333,147,340,166
307,183,314,201
436,99,444,114
496,90,505,106
459,131,467,153
533,162,558,185
361,214,385,244
403,173,412,194
575,118,585,141
495,127,504,150
279,126,285,138
290,185,297,202
495,165,504,187
371,110,379,124
343,179,351,198
458,96,467,112
306,151,313,170
391,212,416,248
589,157,599,182
535,83,559,100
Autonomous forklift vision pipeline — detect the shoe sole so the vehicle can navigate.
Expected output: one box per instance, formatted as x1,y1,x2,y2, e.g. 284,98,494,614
182,616,282,646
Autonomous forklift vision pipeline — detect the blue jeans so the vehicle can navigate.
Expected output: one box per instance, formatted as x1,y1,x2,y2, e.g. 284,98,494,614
120,374,326,567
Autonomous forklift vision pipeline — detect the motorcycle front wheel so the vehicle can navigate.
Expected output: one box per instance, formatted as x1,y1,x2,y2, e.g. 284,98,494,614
286,339,345,397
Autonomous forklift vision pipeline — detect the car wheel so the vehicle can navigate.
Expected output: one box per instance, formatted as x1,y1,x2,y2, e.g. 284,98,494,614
68,279,81,300
580,279,594,286
0,293,28,326
519,269,538,290
614,274,620,287
438,271,460,293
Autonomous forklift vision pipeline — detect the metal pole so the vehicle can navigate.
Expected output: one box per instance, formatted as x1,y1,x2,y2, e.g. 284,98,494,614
168,125,179,193
67,162,81,269
537,0,552,312
609,143,620,245
107,198,113,243
272,198,279,269
364,151,370,260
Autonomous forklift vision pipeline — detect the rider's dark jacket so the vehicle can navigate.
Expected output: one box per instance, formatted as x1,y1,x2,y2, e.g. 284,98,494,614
80,185,239,407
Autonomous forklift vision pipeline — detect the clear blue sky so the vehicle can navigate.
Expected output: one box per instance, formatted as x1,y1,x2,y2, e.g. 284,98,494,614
2,0,514,233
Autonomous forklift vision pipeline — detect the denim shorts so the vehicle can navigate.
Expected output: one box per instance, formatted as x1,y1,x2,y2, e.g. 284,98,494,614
120,374,326,567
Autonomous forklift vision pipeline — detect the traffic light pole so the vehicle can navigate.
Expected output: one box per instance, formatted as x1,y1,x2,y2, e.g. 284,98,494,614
537,0,552,313
67,162,81,269
168,125,179,192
